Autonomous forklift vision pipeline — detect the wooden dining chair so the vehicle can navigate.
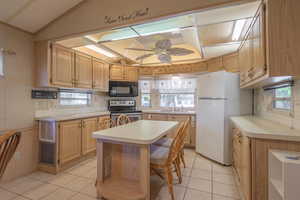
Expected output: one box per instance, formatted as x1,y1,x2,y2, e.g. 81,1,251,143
99,118,116,129
0,131,21,179
154,119,190,168
150,122,186,200
116,114,131,126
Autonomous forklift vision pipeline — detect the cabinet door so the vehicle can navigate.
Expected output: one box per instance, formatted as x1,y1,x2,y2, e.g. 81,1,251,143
93,58,107,91
102,63,110,91
75,52,93,88
110,65,124,81
82,118,98,155
51,44,74,87
124,66,139,82
239,34,253,85
252,8,266,80
240,135,251,200
59,120,82,165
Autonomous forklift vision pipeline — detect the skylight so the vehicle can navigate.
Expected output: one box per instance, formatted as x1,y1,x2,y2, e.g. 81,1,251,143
232,19,246,41
85,45,116,58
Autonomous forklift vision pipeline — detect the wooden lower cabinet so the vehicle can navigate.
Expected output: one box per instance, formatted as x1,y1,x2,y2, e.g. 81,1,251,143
142,113,195,146
59,120,82,165
57,115,110,168
82,118,98,155
232,126,300,200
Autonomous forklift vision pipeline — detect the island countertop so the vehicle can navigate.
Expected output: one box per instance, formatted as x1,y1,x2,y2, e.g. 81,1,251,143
231,116,300,141
93,120,178,145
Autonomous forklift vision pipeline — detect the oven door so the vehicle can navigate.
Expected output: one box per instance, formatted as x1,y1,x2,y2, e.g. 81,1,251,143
109,81,138,97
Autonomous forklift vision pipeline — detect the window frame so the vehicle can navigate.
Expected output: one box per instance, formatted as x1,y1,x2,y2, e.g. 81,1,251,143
141,93,151,107
272,86,292,111
0,49,4,78
58,91,92,107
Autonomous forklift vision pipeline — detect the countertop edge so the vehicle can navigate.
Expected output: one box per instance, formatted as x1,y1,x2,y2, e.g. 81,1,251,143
230,116,300,142
35,112,110,122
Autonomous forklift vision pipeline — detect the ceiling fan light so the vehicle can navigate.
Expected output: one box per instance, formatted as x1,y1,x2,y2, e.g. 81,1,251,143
232,19,246,41
85,45,116,58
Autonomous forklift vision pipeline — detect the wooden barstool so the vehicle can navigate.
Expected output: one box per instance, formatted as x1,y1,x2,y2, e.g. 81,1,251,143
150,122,187,200
154,119,190,168
116,114,131,126
0,131,21,179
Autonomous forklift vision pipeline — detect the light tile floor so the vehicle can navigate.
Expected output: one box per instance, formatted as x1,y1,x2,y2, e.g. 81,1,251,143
0,149,241,200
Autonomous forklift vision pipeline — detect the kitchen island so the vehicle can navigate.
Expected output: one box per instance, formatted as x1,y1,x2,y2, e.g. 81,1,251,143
92,120,178,200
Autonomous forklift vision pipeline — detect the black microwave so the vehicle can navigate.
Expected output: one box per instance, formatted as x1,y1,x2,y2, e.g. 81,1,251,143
109,81,138,97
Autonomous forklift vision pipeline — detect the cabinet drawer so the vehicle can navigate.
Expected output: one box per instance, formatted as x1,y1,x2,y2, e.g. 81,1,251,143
168,115,190,122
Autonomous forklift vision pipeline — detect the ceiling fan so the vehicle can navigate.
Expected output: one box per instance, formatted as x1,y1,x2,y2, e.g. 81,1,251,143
125,39,194,63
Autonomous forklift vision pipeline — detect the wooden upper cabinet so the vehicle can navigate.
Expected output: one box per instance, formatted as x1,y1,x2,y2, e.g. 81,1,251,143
110,65,124,81
51,44,74,87
207,57,223,72
82,118,98,155
110,65,139,82
75,52,93,88
124,66,138,82
223,53,239,73
251,7,266,80
93,58,109,91
59,120,82,165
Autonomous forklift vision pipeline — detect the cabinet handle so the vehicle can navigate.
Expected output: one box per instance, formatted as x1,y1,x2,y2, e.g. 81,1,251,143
82,121,86,128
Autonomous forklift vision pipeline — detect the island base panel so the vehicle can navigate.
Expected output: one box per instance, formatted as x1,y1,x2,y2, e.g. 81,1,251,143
96,140,150,200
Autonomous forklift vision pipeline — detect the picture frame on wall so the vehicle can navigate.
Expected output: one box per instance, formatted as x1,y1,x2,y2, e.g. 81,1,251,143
0,49,4,78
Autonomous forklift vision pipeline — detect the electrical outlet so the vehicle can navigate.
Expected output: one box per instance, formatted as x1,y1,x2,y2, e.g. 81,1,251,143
14,152,21,160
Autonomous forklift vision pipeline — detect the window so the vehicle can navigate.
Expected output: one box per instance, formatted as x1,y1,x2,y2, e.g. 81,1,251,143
158,78,196,108
59,92,91,106
140,80,151,107
273,86,292,110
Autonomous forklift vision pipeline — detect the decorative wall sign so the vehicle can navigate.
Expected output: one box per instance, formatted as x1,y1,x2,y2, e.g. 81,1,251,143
104,8,150,24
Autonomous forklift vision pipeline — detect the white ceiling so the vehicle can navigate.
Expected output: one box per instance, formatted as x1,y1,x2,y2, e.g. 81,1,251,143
0,0,83,33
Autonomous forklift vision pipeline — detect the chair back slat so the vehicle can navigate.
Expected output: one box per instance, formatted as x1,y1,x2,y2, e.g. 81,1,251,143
166,120,188,164
99,118,116,129
117,114,131,126
0,131,21,179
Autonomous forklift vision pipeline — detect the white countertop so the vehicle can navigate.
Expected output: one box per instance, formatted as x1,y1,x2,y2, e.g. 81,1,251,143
231,116,300,141
142,110,196,115
93,120,178,145
35,111,110,122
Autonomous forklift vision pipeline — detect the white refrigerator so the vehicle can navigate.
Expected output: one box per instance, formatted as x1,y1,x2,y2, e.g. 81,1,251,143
196,71,252,165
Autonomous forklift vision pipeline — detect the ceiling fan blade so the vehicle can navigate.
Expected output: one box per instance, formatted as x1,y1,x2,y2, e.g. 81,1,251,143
155,39,172,50
125,48,153,52
136,54,154,60
158,54,172,63
167,48,194,56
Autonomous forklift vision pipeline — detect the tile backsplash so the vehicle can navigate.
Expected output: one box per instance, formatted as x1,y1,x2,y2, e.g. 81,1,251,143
254,80,300,129
34,92,109,118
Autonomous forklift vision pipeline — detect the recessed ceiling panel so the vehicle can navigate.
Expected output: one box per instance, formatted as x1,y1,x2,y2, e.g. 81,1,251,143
202,42,240,59
198,21,234,46
132,14,194,36
195,1,261,26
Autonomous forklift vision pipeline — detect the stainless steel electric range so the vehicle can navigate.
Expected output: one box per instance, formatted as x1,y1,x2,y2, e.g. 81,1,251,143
108,99,142,123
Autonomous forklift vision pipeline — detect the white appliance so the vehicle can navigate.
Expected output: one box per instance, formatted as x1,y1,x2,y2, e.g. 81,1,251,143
196,71,252,165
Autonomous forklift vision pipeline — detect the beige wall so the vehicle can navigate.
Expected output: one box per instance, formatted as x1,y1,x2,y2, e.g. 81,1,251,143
0,23,38,182
0,22,35,131
35,0,255,41
254,80,300,130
